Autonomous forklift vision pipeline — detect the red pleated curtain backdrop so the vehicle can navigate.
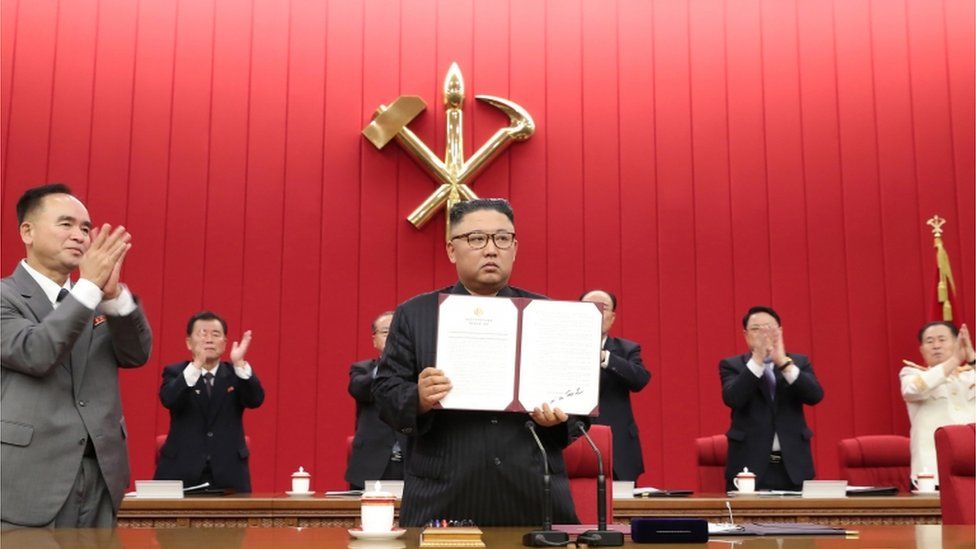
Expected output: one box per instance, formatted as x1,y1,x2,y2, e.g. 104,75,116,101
2,0,973,492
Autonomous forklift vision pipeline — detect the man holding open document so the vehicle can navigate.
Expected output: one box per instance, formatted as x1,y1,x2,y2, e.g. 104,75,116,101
373,198,598,527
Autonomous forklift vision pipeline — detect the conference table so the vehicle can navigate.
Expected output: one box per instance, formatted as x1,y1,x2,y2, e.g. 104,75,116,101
117,493,942,528
2,525,973,548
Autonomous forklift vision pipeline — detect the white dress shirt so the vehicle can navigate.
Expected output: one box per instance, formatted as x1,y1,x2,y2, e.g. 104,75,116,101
20,259,136,315
183,361,253,386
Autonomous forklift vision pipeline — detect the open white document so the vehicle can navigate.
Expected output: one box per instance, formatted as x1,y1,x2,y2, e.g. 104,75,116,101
436,294,519,411
435,294,602,415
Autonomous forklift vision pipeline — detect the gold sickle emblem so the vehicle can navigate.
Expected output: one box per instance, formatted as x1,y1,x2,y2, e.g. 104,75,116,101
363,62,535,239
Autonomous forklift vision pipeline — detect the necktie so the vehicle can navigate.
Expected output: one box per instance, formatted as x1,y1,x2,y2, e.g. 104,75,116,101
763,363,776,401
57,288,72,370
203,372,214,396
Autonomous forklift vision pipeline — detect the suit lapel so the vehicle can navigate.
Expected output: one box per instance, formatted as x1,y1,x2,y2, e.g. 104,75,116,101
70,321,93,393
13,265,53,322
13,266,74,376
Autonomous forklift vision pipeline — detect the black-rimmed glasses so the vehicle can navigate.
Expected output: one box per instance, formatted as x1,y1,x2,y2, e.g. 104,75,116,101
449,231,516,249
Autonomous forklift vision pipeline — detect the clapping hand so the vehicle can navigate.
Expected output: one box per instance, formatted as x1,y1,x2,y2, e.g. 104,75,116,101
750,327,774,364
230,330,253,367
80,224,131,295
770,328,789,368
955,324,974,373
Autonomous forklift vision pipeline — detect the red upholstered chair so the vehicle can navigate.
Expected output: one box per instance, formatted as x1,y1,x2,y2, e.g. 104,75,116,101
155,434,251,466
696,435,728,492
934,423,976,525
837,435,911,492
155,434,167,466
563,425,614,524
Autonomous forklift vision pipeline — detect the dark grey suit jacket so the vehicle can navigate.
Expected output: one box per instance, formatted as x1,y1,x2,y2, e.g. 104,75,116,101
345,358,406,487
1,264,152,526
372,282,580,527
719,352,824,488
591,336,650,481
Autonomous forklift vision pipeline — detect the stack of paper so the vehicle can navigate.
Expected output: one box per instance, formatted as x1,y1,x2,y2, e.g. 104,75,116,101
133,480,184,499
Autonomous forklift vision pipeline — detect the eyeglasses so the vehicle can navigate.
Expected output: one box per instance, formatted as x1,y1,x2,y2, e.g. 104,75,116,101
449,231,516,250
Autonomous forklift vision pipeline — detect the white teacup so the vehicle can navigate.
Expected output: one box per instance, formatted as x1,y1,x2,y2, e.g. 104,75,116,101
361,481,395,532
291,466,311,493
733,468,756,493
912,473,937,493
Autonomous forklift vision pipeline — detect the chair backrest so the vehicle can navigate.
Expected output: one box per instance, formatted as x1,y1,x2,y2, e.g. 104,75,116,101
837,435,911,492
346,435,354,465
695,434,728,492
935,423,975,525
155,434,167,466
155,434,251,467
563,425,614,524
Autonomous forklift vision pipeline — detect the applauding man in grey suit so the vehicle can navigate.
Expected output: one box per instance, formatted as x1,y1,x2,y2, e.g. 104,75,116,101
1,183,153,528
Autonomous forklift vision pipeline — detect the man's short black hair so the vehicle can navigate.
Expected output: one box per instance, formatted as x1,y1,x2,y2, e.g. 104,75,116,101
448,198,515,229
372,311,395,333
186,311,228,336
918,321,958,342
580,289,617,311
742,306,781,329
16,183,74,224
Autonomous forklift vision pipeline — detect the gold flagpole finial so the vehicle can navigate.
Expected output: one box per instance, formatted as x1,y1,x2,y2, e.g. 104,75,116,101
926,215,946,238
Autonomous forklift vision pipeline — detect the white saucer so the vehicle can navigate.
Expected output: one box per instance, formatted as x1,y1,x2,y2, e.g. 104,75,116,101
348,528,406,540
348,541,406,549
911,489,939,495
285,490,315,497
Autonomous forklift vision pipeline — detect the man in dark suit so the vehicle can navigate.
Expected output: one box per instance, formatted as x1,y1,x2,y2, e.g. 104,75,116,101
719,306,824,491
372,198,579,527
1,183,153,528
345,310,407,490
580,289,650,482
154,311,264,492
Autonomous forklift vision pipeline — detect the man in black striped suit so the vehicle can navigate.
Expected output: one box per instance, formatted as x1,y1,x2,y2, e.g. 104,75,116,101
372,198,580,527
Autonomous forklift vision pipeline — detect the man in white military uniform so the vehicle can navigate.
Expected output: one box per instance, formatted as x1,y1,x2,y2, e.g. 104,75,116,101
899,321,976,483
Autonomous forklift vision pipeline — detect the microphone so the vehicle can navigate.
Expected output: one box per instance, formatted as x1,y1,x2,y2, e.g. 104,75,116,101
573,421,624,546
522,421,570,547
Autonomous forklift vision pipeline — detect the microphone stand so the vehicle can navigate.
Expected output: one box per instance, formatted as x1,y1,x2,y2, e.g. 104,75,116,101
574,421,624,546
522,421,570,547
